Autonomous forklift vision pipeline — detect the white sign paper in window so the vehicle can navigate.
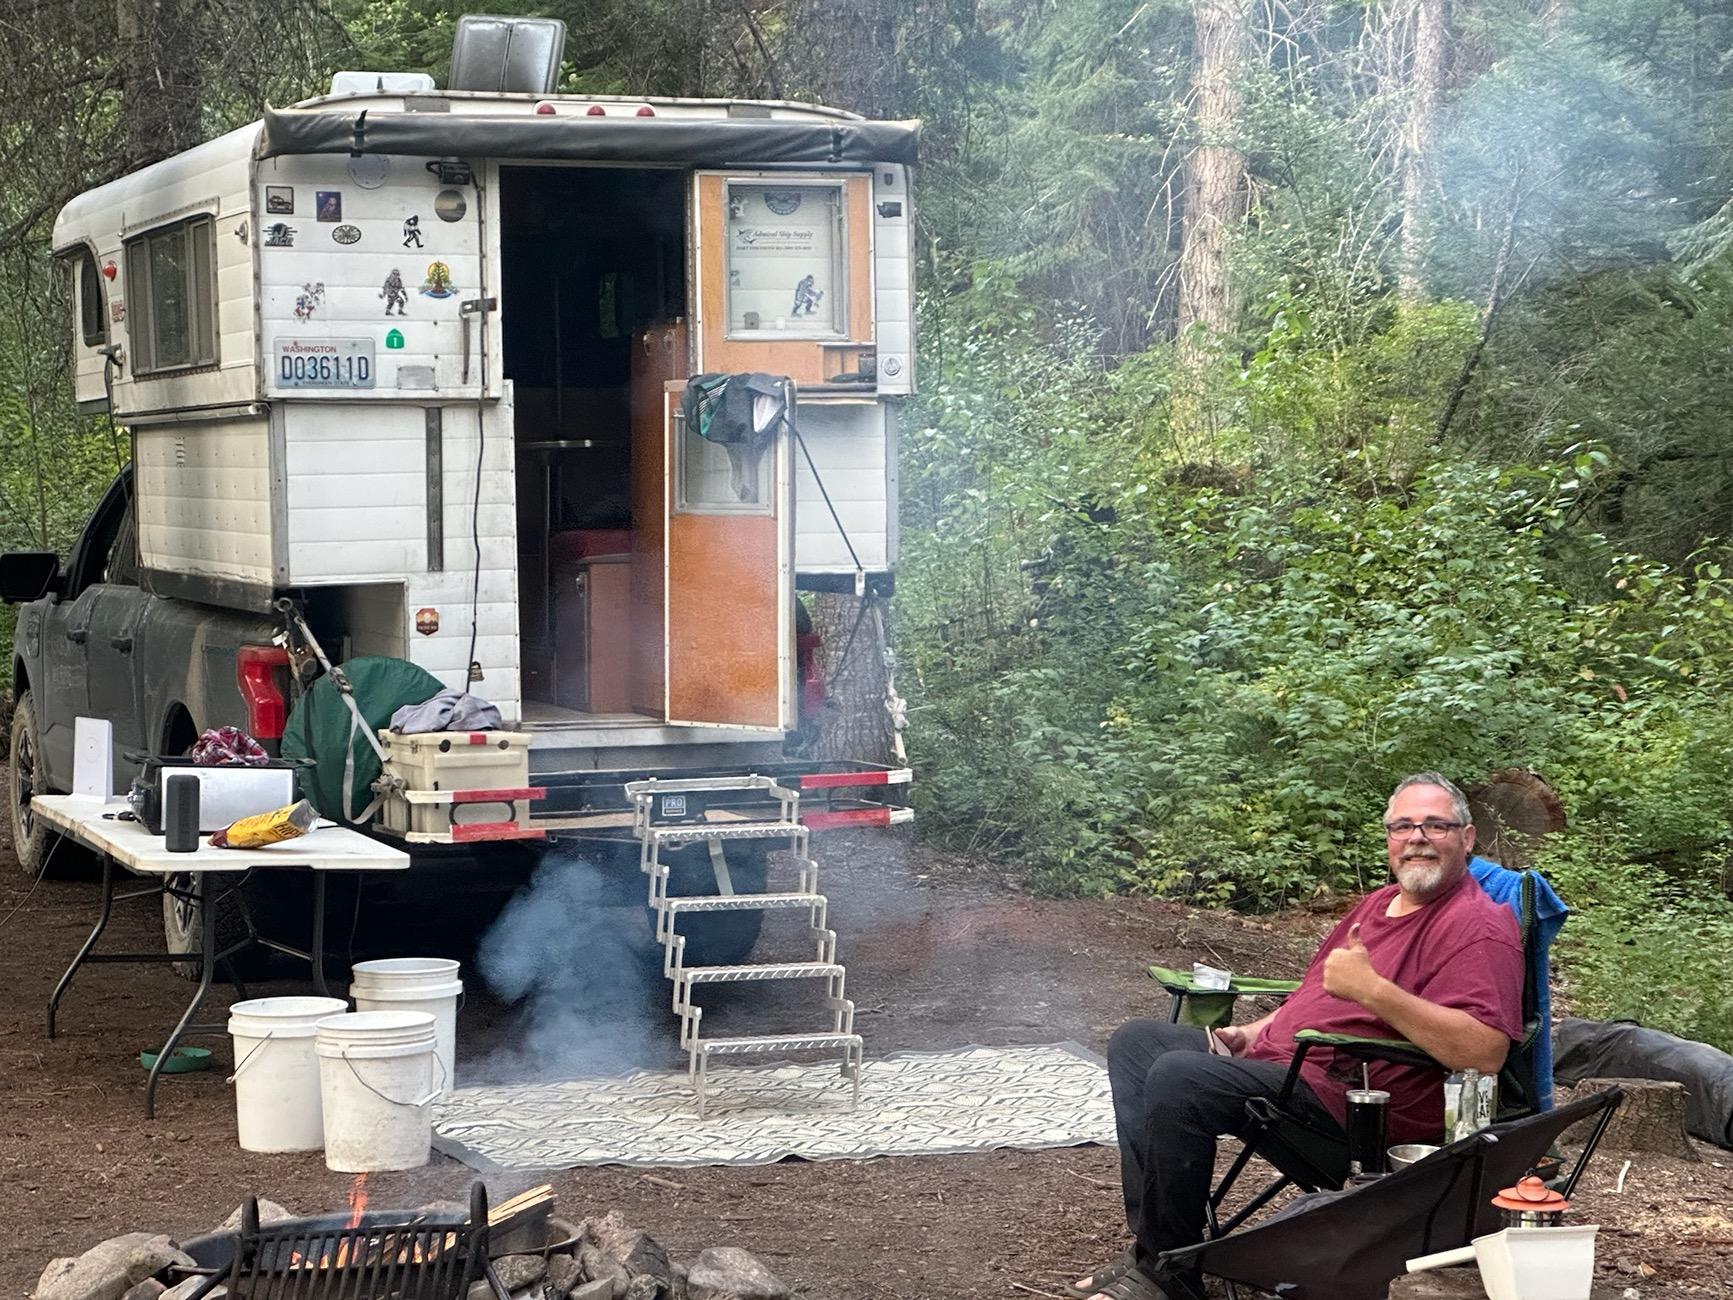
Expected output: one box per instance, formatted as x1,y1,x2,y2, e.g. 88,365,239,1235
726,183,845,337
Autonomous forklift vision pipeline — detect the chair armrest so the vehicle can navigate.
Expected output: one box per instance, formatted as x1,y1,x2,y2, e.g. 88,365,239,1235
1147,965,1302,997
1149,966,1303,1031
1293,1028,1435,1064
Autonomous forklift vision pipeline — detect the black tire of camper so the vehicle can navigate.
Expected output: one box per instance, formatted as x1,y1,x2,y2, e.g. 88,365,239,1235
10,690,80,878
652,841,771,967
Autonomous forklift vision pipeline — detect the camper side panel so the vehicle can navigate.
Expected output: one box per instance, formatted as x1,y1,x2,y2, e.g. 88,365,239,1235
793,401,890,574
871,164,914,395
134,415,275,587
94,125,258,415
281,395,521,717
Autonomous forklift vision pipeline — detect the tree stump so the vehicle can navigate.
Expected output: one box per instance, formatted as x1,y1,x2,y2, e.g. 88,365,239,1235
1558,1078,1699,1161
1465,769,1565,868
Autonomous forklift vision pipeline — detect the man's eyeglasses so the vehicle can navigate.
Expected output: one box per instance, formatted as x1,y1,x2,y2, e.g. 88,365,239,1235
1384,819,1465,840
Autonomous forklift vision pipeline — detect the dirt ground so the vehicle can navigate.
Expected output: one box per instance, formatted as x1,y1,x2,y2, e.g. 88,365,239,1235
3,828,1730,1299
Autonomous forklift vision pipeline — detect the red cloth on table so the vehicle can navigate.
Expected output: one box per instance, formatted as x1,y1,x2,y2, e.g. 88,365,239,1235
1244,871,1523,1143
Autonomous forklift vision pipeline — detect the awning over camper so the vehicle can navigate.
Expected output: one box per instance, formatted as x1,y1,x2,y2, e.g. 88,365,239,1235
257,108,920,167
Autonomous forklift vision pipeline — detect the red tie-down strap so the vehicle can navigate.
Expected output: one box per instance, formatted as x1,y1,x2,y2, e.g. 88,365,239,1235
449,787,546,803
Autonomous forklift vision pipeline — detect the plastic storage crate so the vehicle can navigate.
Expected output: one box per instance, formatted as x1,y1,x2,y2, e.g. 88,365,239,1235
376,730,545,843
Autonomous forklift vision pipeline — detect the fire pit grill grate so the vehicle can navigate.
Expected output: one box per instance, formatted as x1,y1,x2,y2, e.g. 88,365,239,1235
180,1183,505,1300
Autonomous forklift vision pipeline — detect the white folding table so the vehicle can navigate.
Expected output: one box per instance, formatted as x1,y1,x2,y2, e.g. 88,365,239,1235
33,795,409,1116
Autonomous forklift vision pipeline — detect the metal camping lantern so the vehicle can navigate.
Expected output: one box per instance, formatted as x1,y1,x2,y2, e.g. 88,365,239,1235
1491,1175,1571,1229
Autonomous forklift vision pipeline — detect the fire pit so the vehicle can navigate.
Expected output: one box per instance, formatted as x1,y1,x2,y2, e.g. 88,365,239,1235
172,1182,503,1300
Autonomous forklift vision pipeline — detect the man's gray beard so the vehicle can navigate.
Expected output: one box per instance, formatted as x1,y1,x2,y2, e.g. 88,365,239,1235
1395,857,1448,899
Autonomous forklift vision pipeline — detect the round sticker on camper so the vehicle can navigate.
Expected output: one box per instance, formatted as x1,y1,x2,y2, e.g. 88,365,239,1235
763,190,802,216
349,155,391,189
332,224,362,245
434,189,467,223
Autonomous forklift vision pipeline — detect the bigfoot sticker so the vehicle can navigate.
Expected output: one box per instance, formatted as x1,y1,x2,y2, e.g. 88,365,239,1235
380,269,408,315
792,275,824,317
402,215,424,249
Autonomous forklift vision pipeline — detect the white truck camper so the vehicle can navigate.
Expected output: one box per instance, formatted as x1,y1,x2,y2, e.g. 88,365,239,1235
43,19,918,860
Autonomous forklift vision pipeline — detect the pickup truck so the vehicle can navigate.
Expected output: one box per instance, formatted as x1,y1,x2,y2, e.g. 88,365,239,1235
2,469,290,959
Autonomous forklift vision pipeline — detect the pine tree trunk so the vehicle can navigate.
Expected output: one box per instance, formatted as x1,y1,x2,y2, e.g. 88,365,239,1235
1398,0,1449,299
805,593,900,767
117,0,203,172
1176,0,1249,352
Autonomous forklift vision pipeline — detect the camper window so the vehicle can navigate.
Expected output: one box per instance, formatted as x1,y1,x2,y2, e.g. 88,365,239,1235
77,252,106,347
124,216,217,374
725,181,846,339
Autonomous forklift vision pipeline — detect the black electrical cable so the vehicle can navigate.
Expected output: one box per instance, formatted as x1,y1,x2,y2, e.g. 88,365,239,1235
793,425,864,575
100,350,131,504
465,403,484,692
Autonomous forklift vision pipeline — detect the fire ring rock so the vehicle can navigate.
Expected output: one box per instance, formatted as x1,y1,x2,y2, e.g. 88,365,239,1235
493,1255,549,1293
36,1233,167,1300
545,1255,581,1300
684,1248,789,1300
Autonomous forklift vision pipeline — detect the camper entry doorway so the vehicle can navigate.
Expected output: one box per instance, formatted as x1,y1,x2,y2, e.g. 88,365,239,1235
501,165,686,725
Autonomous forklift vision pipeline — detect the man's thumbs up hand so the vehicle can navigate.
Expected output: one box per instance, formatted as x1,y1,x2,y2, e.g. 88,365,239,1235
1323,923,1383,1006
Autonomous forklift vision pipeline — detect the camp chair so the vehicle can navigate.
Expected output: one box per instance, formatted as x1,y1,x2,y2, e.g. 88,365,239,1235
1154,1083,1622,1300
1150,869,1554,1237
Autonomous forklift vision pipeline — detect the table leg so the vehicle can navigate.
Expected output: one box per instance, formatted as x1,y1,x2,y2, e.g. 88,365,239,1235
145,871,217,1119
47,852,116,1039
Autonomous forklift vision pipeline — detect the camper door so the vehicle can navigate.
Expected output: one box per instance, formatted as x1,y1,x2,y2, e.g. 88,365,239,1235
663,380,794,731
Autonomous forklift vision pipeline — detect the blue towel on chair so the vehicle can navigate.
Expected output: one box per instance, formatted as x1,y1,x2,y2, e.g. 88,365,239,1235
1471,856,1568,1109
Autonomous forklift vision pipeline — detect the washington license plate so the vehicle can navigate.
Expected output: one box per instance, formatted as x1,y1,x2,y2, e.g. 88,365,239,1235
275,338,376,389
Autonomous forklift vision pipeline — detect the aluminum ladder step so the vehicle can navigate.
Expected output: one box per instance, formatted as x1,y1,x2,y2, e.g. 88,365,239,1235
646,821,805,844
663,892,819,914
681,961,843,984
699,1031,863,1057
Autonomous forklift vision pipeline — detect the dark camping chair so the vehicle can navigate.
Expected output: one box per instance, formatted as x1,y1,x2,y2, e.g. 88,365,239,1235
182,1180,507,1300
1154,1084,1622,1300
1149,869,1554,1237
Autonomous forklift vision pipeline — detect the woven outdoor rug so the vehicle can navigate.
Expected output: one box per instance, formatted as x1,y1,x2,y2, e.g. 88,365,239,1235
432,1042,1114,1171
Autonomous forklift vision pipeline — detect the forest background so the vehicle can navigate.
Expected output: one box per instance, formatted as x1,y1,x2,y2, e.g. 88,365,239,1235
4,0,1733,1051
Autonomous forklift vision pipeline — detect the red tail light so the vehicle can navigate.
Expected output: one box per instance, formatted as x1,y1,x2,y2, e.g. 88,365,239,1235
237,645,291,739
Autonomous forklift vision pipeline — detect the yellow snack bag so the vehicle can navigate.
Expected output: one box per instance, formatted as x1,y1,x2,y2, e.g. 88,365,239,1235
210,799,319,849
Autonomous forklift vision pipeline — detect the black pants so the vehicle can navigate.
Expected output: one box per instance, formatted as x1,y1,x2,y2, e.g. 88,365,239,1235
1105,1019,1343,1273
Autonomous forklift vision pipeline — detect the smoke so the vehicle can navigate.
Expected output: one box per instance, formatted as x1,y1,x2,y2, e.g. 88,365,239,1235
469,848,666,1083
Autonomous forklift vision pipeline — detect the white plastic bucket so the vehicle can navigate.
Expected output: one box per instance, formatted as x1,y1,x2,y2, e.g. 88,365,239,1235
349,958,463,1091
226,996,349,1153
315,1010,441,1172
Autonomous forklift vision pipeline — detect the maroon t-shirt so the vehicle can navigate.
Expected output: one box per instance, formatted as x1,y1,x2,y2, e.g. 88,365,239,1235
1245,871,1523,1143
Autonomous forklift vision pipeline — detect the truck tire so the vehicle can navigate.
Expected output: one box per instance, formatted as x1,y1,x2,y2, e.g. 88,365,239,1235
652,840,771,967
10,690,74,878
163,874,262,981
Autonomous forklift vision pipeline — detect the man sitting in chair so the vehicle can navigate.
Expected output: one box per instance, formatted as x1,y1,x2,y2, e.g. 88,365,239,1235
1075,772,1524,1300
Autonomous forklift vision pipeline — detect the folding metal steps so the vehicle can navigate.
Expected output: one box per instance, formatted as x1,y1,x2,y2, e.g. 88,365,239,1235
627,775,864,1116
